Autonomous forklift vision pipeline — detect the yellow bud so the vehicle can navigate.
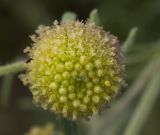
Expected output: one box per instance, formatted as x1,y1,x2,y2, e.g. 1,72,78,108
105,80,111,87
94,86,102,93
72,100,80,108
94,59,102,68
59,87,67,95
85,63,94,71
49,82,58,90
62,71,70,79
92,95,100,104
80,56,88,65
65,61,73,70
68,93,76,100
60,96,68,103
54,74,62,82
97,69,104,77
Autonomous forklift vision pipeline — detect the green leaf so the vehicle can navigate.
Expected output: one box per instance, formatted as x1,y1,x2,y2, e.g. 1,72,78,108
89,9,101,25
123,58,160,135
61,11,77,23
122,27,138,53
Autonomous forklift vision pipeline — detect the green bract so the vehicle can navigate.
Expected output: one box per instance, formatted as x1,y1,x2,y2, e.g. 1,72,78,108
20,21,125,120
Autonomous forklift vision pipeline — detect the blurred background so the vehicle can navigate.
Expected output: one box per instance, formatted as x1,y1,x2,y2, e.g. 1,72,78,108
0,0,160,135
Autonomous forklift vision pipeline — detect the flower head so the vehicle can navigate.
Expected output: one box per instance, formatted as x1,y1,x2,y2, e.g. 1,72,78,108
20,21,125,120
25,123,54,135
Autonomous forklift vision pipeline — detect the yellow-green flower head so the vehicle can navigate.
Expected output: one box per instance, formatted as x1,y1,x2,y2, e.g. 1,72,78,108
25,123,54,135
20,21,125,120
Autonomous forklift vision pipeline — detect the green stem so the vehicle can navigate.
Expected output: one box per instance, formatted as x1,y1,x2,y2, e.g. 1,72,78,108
0,60,26,76
0,74,14,108
123,69,160,135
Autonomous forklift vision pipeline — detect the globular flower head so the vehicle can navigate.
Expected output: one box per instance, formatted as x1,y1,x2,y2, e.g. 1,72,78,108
25,123,54,135
20,21,125,120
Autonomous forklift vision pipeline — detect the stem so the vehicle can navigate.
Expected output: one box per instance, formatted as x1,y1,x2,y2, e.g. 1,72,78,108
123,70,160,135
0,60,26,76
122,27,138,53
0,74,14,108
